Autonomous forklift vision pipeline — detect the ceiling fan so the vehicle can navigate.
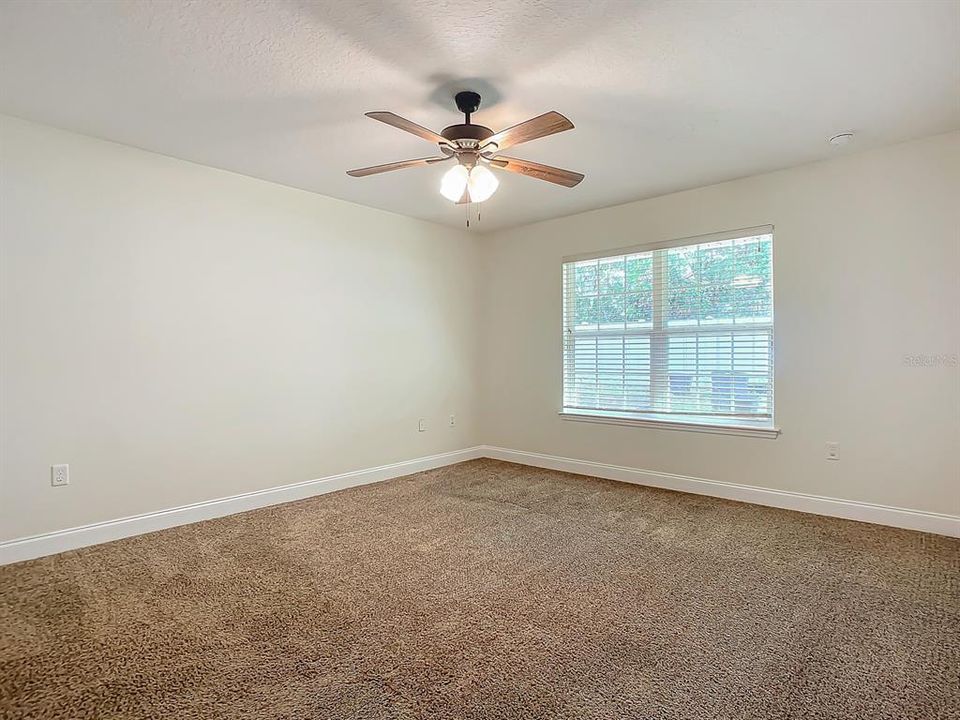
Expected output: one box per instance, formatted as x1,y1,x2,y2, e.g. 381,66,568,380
346,91,584,205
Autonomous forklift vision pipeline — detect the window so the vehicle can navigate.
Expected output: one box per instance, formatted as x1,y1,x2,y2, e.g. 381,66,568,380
561,226,776,436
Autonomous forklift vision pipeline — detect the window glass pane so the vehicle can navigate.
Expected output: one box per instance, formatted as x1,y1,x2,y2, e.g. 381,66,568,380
625,253,652,292
702,283,733,325
666,246,699,327
574,261,598,296
598,257,625,294
598,294,625,327
625,253,653,327
732,236,772,322
625,292,652,326
575,296,598,329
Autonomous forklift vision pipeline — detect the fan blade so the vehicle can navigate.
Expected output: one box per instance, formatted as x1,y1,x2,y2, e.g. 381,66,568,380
484,111,573,152
346,156,450,177
365,112,449,146
488,156,584,187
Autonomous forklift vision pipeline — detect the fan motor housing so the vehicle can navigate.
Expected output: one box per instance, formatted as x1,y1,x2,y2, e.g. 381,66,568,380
440,123,494,144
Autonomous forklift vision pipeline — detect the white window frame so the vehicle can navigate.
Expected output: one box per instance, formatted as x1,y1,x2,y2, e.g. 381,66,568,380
559,225,780,439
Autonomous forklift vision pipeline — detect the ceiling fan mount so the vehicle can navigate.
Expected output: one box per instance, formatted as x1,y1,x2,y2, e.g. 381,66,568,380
347,89,584,204
454,90,482,117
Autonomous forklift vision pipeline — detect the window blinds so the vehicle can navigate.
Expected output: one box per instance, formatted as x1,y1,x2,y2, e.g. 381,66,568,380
562,229,774,425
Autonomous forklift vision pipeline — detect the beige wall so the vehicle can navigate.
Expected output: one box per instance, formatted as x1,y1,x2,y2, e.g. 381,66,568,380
479,132,960,515
3,116,957,545
0,116,481,541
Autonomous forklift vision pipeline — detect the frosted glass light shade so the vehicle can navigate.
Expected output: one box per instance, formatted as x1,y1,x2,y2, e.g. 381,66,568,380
467,165,499,203
440,165,469,202
440,164,500,203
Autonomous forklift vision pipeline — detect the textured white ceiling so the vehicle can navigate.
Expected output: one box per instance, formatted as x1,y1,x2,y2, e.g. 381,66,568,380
1,0,958,232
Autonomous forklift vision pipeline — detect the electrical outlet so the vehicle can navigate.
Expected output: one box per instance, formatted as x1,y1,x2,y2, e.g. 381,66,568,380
449,414,456,427
826,442,840,461
418,418,426,432
51,464,70,487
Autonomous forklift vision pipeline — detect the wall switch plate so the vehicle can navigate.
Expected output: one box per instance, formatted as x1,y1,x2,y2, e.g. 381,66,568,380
826,442,840,461
51,464,70,487
418,418,426,432
449,414,456,427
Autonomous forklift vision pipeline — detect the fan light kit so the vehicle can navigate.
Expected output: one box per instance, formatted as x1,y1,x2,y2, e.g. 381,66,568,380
440,164,499,203
347,91,583,210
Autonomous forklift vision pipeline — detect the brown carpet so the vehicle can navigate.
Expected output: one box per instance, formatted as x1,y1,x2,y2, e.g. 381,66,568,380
1,459,958,719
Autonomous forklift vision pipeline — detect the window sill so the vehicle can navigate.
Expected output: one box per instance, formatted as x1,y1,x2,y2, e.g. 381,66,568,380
558,409,780,439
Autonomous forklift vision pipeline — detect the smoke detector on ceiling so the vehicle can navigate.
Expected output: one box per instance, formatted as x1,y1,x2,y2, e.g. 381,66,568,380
829,132,855,146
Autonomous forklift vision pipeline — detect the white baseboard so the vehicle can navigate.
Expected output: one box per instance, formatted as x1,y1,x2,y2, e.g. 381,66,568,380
481,446,960,538
4,443,955,565
0,447,484,566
